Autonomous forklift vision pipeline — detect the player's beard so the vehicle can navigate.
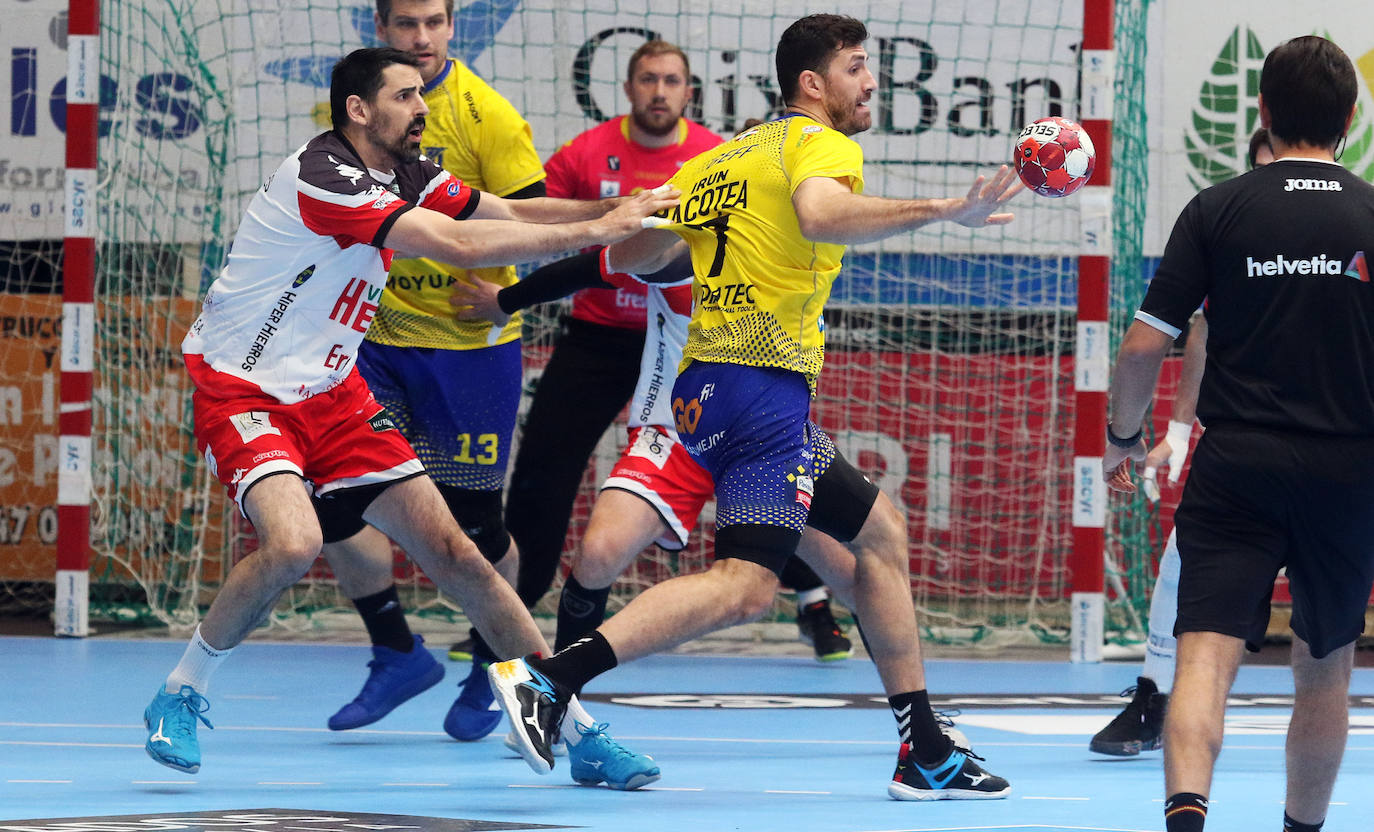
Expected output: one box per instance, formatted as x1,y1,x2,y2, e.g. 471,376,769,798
373,115,426,164
827,93,872,137
631,101,680,137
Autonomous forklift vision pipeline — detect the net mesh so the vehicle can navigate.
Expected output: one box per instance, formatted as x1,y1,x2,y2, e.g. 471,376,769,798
0,0,1158,645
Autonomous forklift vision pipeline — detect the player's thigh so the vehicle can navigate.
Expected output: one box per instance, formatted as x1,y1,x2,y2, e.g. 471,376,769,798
578,489,671,582
1174,427,1293,651
1282,432,1374,658
240,472,321,562
363,474,469,565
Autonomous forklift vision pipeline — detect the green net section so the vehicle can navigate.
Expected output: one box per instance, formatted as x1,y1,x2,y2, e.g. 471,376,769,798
26,0,1155,644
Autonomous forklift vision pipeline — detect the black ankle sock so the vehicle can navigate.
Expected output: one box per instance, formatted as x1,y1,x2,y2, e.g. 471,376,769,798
1165,793,1209,832
352,585,413,653
555,575,612,652
533,630,618,694
469,627,497,665
1283,812,1323,831
889,690,951,765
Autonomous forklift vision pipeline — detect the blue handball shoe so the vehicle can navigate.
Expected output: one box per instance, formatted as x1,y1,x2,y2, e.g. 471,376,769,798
568,720,661,790
144,684,213,774
328,635,445,730
442,657,504,741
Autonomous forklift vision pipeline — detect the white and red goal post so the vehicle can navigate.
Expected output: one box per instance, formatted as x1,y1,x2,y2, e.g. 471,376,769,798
54,0,98,637
1070,0,1115,662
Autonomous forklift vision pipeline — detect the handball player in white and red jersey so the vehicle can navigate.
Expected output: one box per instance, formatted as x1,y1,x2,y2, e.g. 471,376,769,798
141,46,677,776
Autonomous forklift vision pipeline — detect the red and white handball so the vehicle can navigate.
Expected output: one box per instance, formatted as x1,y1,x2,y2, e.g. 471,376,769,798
1013,116,1095,198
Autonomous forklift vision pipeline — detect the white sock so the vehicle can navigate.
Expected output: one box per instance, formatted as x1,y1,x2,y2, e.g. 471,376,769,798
561,694,594,747
1141,529,1180,693
165,625,233,694
796,587,829,607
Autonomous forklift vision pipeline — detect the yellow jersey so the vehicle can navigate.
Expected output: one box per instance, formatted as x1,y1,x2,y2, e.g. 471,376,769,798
660,115,863,389
367,59,546,350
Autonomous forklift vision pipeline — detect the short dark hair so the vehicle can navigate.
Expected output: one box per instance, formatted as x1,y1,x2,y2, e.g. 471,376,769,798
1247,126,1273,169
375,0,454,25
775,14,868,104
627,40,690,81
330,47,422,131
1259,36,1357,149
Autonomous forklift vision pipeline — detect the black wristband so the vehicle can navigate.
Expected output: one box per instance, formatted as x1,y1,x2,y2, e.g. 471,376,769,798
1106,423,1143,448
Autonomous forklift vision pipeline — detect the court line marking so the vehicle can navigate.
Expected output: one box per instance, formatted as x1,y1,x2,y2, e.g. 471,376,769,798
131,780,195,785
256,781,324,786
1,740,143,749
6,779,72,783
381,782,449,787
853,826,1163,832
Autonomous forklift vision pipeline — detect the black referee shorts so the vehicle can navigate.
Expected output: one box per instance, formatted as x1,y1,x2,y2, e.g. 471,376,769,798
1174,423,1374,658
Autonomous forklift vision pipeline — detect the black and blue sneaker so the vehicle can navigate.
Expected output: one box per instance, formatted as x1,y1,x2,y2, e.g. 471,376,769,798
488,656,569,774
888,742,1011,800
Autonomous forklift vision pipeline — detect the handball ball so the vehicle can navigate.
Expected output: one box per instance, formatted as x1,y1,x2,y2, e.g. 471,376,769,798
1013,116,1095,198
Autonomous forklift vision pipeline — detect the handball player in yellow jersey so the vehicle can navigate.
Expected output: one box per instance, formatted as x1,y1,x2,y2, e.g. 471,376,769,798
489,14,1021,800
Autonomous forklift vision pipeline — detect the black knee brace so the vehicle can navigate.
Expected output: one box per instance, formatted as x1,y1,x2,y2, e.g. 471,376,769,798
437,484,511,563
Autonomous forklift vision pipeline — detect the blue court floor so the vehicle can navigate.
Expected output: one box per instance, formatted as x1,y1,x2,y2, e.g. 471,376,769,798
2,634,1372,831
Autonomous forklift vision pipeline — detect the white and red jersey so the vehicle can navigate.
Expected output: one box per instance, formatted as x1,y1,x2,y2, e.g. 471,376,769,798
182,131,477,404
545,116,721,329
603,269,693,435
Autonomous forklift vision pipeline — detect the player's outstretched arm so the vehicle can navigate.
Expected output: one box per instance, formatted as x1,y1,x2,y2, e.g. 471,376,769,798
383,186,680,269
793,167,1021,246
472,192,619,224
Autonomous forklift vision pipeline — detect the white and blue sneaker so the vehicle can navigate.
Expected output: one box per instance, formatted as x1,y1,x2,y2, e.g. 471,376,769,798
568,721,660,790
488,656,568,774
888,741,1010,800
143,684,213,773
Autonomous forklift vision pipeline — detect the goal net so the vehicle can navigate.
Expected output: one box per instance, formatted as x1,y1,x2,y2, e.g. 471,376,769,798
0,0,1157,645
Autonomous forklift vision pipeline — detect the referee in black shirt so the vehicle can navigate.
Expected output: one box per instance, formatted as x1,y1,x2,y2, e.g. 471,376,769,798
1103,36,1373,832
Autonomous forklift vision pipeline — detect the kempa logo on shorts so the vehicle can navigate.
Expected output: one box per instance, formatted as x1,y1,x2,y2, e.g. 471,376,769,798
1245,253,1368,279
230,411,282,443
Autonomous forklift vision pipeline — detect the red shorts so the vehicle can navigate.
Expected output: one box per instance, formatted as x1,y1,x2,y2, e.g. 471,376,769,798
600,426,714,550
192,369,423,513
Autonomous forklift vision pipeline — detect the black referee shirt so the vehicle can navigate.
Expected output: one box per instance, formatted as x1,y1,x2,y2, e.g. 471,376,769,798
1138,159,1374,436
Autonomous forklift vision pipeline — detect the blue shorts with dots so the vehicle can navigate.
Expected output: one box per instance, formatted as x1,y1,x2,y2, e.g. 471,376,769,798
356,339,521,491
671,361,835,533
